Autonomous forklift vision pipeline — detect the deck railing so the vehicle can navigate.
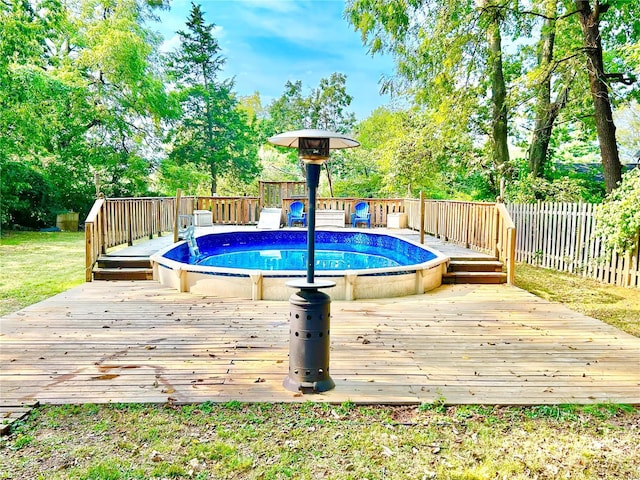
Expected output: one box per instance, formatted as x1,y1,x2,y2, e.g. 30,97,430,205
84,194,515,284
197,196,261,225
84,196,195,281
405,199,516,284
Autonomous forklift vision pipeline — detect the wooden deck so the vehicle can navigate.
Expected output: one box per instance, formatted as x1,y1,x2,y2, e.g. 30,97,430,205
2,281,639,407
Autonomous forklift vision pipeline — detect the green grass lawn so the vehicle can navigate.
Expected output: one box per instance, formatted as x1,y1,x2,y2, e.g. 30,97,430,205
515,263,640,337
0,231,85,316
2,402,639,479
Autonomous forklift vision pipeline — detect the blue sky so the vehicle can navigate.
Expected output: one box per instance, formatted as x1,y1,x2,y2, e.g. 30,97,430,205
155,0,395,120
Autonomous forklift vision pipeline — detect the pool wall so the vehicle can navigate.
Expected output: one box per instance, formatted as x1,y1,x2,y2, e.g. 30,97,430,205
151,230,449,301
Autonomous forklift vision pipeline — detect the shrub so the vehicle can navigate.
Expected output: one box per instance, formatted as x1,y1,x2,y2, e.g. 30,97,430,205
594,168,640,253
0,158,57,229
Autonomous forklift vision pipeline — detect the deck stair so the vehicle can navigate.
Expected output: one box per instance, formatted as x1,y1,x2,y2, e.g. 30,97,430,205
93,255,153,281
443,256,507,284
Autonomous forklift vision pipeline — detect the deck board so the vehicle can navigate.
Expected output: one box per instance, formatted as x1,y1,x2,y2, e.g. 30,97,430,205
1,281,639,406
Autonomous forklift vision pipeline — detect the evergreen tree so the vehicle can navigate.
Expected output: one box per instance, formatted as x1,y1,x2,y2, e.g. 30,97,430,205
165,3,259,195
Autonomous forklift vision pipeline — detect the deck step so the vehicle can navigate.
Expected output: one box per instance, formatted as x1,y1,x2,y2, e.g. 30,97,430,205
443,271,507,284
444,255,506,284
448,254,497,262
1,402,39,436
448,260,503,272
97,256,152,269
93,267,153,281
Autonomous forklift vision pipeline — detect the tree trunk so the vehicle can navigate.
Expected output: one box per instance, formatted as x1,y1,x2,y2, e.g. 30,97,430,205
210,161,217,195
576,0,622,192
528,85,570,177
528,0,557,177
486,6,510,175
325,162,334,197
204,79,217,195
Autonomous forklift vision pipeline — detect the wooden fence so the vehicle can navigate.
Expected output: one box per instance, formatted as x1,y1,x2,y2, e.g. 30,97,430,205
84,196,195,281
197,196,261,225
405,199,516,284
84,194,516,283
86,194,640,289
508,202,640,288
259,181,306,208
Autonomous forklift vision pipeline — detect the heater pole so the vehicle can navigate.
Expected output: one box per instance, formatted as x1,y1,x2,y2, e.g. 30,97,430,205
306,163,321,284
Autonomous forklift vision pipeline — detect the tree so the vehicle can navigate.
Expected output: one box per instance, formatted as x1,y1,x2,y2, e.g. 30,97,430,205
346,0,514,196
1,0,172,227
165,3,260,195
72,0,173,198
527,0,565,177
267,73,356,195
575,0,623,192
479,0,510,178
514,0,638,189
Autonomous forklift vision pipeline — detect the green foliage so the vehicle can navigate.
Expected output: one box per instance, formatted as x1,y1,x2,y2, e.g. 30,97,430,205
346,0,640,196
163,3,260,195
594,168,640,253
0,159,56,228
349,106,493,199
0,0,171,228
265,73,358,191
505,173,601,203
11,434,34,450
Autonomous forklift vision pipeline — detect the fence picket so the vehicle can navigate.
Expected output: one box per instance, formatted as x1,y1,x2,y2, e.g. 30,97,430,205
508,201,638,288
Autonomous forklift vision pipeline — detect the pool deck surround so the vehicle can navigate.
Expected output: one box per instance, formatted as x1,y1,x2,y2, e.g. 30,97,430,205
1,281,638,409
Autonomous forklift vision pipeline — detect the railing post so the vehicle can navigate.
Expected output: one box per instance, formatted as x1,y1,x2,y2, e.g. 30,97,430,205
99,202,106,255
84,198,106,282
147,200,153,240
419,191,425,244
507,226,516,285
156,200,162,237
126,201,133,246
85,224,93,282
173,188,182,243
492,205,500,258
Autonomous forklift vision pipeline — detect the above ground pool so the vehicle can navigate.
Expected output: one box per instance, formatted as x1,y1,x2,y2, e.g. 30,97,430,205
151,229,449,301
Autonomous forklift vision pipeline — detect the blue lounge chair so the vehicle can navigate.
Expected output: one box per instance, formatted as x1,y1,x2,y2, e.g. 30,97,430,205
287,201,307,227
351,201,371,228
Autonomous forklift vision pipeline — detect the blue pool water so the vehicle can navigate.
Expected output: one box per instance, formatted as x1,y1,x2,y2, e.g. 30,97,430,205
163,230,436,272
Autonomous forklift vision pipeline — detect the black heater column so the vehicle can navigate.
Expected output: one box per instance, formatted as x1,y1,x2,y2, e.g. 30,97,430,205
283,162,335,393
267,130,359,394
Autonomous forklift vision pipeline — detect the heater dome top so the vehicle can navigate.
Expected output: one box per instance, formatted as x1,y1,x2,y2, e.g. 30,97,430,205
268,129,359,150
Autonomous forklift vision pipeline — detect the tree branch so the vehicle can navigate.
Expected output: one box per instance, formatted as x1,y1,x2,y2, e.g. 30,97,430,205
517,9,580,21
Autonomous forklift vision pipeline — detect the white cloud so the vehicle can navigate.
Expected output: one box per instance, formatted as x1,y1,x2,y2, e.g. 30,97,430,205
234,0,302,14
159,33,182,53
154,0,394,119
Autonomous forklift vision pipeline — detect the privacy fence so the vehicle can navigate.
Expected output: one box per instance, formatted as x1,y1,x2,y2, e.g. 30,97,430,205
508,202,639,288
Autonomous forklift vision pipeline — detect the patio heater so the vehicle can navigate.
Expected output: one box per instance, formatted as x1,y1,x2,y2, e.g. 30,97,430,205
268,129,359,393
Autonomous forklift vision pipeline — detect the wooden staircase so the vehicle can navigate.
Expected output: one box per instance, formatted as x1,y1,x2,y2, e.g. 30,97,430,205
93,255,153,281
443,256,507,284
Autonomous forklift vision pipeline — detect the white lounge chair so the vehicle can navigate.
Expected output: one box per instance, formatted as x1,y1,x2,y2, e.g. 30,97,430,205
257,208,282,229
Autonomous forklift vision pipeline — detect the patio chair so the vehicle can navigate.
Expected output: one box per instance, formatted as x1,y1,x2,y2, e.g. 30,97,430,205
287,201,307,227
351,201,371,228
